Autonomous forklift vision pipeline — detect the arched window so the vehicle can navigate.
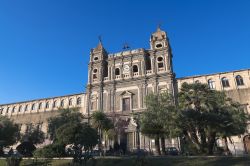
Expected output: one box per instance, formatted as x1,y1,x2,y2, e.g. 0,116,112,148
38,103,42,110
208,79,215,89
45,102,50,109
156,43,163,48
60,99,64,107
93,69,98,80
157,57,164,69
115,68,120,75
69,98,73,106
195,80,200,84
133,65,138,73
31,104,35,110
221,77,230,87
235,75,244,86
18,105,22,112
77,97,81,105
181,82,188,87
12,106,16,113
24,105,28,112
53,100,57,108
6,107,9,113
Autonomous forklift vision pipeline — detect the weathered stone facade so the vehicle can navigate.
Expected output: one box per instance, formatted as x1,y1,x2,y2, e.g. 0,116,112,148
0,27,249,154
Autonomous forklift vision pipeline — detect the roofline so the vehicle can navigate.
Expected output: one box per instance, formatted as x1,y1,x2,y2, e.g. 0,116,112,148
177,68,250,80
0,92,85,106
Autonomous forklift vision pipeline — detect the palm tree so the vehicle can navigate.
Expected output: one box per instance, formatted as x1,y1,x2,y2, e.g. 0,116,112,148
178,82,249,155
91,111,113,155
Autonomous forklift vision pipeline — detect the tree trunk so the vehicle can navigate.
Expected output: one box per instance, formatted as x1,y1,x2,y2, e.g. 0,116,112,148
98,128,102,156
207,132,216,155
198,127,207,154
160,136,166,155
223,137,232,156
0,146,3,156
155,135,161,156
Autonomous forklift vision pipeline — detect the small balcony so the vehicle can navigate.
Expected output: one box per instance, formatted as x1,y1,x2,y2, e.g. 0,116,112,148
158,68,165,72
123,74,130,78
146,70,152,75
133,72,139,77
115,75,121,79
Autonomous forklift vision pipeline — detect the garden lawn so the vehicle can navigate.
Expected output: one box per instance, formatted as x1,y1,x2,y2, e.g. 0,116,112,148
1,156,250,166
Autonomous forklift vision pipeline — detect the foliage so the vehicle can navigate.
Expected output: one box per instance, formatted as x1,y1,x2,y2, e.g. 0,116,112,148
33,143,65,158
55,122,98,165
6,156,22,166
56,122,98,151
20,125,45,144
141,92,179,155
16,125,45,157
91,111,114,154
47,108,84,140
40,108,98,163
91,111,114,134
16,141,36,157
177,82,249,154
0,116,19,156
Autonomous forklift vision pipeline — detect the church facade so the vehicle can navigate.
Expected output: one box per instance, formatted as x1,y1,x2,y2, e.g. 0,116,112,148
0,28,249,154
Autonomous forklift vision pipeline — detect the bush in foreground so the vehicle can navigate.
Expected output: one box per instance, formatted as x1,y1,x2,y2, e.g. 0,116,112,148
33,143,65,158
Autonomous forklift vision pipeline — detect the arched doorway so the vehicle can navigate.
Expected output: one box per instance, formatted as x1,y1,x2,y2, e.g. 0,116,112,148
243,135,250,154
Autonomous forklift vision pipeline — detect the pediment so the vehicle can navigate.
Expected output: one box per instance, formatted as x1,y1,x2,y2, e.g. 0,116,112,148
119,90,134,96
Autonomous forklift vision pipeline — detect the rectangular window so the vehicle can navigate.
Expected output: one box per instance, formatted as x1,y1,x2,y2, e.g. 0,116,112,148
91,101,96,111
208,81,215,89
122,98,130,111
158,63,164,68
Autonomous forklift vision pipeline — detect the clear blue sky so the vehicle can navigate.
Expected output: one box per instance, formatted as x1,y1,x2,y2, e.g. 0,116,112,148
0,0,250,104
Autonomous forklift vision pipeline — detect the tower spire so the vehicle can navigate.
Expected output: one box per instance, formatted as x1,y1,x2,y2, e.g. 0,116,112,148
157,23,162,31
94,35,104,51
98,35,102,44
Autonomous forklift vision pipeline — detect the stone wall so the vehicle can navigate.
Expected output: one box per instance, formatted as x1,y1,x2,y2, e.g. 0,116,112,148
0,93,87,133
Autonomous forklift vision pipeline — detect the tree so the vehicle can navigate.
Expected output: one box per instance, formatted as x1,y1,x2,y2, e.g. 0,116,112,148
91,111,113,155
217,100,249,155
33,142,65,158
141,92,179,155
0,116,19,156
178,83,249,155
44,108,98,164
16,125,45,156
47,108,84,140
56,122,98,164
20,125,45,144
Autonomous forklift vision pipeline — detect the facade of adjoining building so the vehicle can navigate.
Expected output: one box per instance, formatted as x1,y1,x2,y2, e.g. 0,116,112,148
0,27,249,154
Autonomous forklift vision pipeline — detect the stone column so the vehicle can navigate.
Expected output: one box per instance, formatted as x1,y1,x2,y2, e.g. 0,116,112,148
141,58,146,76
139,84,143,109
88,66,92,84
130,57,133,78
151,55,156,74
107,89,112,112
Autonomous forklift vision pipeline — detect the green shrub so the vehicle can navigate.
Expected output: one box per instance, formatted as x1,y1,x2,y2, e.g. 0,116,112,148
33,143,65,158
6,156,22,166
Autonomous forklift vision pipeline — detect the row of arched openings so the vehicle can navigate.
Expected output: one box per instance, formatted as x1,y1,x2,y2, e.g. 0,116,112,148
207,75,244,89
115,65,139,76
1,97,82,114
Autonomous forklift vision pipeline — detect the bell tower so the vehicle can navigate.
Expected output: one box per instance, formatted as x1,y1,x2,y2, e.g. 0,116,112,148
88,40,108,84
86,39,108,117
150,26,173,73
149,26,176,102
150,26,169,50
